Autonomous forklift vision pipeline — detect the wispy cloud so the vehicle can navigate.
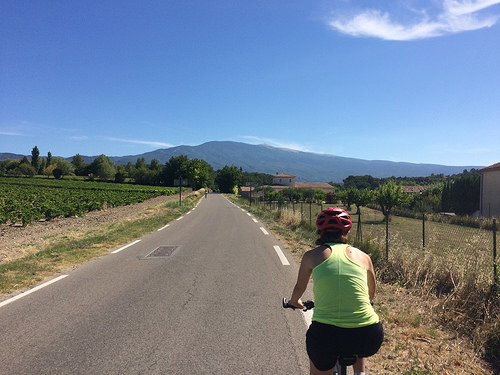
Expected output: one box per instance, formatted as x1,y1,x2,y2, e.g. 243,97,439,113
105,137,173,148
0,131,26,136
328,0,500,40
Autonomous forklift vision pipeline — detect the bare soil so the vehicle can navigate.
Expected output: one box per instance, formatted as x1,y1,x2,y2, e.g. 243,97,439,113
0,195,495,374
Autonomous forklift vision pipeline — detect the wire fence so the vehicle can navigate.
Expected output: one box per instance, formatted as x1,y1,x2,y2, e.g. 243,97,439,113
251,198,498,287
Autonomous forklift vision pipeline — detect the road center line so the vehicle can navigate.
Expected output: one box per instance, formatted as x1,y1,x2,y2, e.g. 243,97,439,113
0,275,68,308
273,245,290,266
111,239,141,254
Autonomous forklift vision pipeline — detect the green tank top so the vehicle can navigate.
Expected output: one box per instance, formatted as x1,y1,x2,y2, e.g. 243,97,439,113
312,243,379,328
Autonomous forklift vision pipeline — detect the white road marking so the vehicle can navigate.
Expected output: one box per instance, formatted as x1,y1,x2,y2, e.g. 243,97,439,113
0,275,68,308
252,218,258,223
111,239,141,254
273,245,290,266
259,227,269,235
157,224,170,231
176,216,184,221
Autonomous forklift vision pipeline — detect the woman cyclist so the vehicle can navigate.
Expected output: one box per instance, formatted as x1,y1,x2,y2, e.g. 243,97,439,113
287,208,383,375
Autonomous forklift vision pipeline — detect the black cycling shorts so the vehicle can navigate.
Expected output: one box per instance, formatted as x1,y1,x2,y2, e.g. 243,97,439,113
306,321,384,372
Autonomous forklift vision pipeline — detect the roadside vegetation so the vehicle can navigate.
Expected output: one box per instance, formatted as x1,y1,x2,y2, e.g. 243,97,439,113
228,195,499,373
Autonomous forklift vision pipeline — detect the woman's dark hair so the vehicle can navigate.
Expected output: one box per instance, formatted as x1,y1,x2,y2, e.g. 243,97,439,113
315,230,348,245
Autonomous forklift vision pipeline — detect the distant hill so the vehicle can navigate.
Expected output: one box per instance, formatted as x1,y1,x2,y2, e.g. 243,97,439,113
0,141,483,182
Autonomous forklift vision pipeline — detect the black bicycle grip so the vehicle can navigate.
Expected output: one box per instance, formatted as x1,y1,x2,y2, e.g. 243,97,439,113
282,297,314,311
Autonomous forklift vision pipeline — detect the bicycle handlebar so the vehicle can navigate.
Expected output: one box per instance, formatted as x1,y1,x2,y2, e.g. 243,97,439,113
282,297,314,311
283,297,373,311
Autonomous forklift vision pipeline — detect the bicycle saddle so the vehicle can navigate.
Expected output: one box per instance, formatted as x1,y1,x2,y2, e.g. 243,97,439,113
338,355,357,366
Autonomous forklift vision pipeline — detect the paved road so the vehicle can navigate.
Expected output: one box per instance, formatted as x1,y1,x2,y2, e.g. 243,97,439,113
0,194,314,374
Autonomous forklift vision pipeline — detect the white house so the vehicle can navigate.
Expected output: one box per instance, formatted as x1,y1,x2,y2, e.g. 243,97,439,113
480,162,500,219
272,173,296,187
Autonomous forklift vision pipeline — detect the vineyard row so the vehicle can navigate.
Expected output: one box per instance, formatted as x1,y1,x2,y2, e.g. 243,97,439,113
0,177,178,226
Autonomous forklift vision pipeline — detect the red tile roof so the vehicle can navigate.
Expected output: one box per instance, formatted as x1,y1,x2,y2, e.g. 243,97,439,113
295,182,335,190
480,162,500,172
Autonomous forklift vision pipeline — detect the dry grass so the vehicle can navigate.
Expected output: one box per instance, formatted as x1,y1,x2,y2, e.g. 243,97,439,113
237,197,500,374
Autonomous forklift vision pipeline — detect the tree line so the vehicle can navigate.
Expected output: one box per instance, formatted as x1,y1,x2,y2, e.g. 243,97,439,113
340,171,481,216
1,146,481,216
0,146,270,193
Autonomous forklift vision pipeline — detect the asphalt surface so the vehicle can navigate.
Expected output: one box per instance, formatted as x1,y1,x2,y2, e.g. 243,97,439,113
0,193,314,374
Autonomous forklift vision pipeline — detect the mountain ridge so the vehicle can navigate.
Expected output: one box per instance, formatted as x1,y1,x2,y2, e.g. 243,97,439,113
0,141,483,183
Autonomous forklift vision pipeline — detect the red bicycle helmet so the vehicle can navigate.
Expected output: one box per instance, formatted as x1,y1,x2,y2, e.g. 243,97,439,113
316,207,352,235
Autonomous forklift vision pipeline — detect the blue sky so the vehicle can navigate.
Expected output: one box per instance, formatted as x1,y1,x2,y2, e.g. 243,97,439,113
1,0,499,167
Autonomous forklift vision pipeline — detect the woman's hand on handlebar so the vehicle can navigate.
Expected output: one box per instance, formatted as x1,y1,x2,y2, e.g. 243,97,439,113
283,297,305,310
287,298,304,310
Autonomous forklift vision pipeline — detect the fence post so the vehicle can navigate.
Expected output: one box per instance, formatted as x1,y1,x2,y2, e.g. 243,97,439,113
494,219,497,288
422,213,425,249
385,215,389,260
356,207,362,242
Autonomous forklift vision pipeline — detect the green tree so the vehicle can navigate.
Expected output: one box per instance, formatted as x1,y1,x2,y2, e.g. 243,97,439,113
313,189,326,203
89,155,116,180
52,157,75,178
18,157,36,177
38,158,47,175
215,165,242,193
135,157,147,170
376,180,409,259
31,146,40,172
242,172,273,186
163,155,190,186
343,175,379,190
47,152,53,166
71,154,86,176
149,159,160,171
350,188,374,241
186,158,214,190
263,188,282,203
114,165,127,183
302,189,315,202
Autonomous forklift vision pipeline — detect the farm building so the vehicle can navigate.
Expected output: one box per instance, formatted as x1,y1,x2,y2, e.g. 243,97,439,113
480,162,500,219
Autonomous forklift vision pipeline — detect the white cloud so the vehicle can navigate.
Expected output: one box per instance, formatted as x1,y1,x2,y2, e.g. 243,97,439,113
105,137,173,148
0,131,26,136
444,0,500,16
328,0,500,40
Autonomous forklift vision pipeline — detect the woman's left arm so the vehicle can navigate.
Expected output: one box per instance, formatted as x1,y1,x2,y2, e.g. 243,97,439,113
288,252,313,309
